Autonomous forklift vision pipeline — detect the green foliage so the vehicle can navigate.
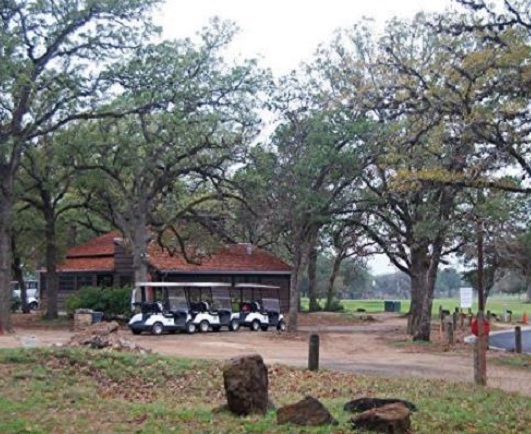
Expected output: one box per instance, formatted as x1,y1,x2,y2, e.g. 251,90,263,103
10,295,21,313
65,286,132,319
323,299,345,312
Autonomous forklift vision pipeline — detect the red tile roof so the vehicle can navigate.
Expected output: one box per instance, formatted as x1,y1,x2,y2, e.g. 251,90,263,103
148,243,292,273
57,256,115,272
67,232,121,257
57,232,291,274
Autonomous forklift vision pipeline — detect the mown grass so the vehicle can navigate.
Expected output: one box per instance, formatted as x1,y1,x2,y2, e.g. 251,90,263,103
492,354,531,371
302,296,530,319
0,348,529,433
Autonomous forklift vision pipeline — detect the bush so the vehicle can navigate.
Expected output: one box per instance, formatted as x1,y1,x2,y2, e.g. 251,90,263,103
10,295,21,312
323,299,345,312
65,286,132,319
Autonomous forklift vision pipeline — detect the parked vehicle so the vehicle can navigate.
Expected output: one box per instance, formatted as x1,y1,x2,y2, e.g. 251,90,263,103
232,283,286,332
128,282,196,335
11,280,40,310
187,282,240,332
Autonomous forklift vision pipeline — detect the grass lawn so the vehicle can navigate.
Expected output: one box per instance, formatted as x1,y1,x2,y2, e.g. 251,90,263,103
0,348,529,433
303,296,531,319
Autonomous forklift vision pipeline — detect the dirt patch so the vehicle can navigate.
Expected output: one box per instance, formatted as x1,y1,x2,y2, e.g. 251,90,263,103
2,313,530,396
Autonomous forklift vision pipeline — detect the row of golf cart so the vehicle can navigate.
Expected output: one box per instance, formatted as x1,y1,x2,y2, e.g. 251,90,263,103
128,282,287,335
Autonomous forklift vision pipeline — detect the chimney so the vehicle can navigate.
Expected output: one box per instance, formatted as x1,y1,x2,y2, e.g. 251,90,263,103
245,244,254,255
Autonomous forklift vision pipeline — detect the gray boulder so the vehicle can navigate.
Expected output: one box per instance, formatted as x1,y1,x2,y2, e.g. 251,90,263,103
222,354,269,416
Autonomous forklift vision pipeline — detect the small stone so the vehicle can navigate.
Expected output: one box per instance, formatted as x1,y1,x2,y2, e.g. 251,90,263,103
277,396,337,426
344,397,417,412
351,402,412,433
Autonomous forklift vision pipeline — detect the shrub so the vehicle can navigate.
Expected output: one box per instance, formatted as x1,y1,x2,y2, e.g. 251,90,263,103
324,299,345,312
10,295,21,312
65,286,132,319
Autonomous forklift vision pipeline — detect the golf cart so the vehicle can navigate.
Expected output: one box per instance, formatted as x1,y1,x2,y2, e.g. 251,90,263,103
186,282,240,332
128,282,196,335
11,280,40,310
232,283,286,332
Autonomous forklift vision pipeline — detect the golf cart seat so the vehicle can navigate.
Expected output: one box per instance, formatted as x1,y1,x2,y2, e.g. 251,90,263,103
251,301,261,313
200,301,209,313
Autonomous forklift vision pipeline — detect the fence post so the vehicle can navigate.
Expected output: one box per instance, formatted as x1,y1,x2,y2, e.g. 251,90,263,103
445,319,454,345
308,334,320,371
515,326,522,354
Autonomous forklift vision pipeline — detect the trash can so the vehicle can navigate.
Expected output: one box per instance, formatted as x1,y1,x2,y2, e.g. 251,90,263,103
91,311,103,324
384,301,401,312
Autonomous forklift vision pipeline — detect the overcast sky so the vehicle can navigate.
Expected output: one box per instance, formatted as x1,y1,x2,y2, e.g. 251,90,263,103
157,0,454,77
155,0,457,275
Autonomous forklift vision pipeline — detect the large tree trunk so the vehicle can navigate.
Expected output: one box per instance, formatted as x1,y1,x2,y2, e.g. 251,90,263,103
408,247,438,341
288,245,309,333
307,243,319,312
44,204,59,320
0,171,14,333
131,220,149,284
325,253,343,311
11,248,29,314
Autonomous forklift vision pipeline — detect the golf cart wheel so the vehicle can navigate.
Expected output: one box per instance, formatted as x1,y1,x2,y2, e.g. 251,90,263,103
28,302,38,310
151,322,164,336
229,319,240,332
186,322,196,334
260,324,269,332
199,320,210,333
277,321,286,332
251,320,261,332
131,329,141,335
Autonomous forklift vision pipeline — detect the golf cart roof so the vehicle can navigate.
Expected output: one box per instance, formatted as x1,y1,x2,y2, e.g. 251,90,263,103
135,282,231,288
234,283,280,290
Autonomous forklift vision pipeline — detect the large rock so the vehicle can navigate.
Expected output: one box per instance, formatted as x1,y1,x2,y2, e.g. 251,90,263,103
277,396,337,426
351,402,412,433
344,397,417,412
222,354,269,416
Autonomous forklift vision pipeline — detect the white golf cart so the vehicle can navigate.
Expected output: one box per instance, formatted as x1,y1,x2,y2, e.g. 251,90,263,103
128,282,196,335
187,282,240,332
232,283,287,332
11,280,40,310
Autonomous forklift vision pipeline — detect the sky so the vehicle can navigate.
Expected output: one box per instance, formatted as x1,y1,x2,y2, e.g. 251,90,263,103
155,0,455,274
157,0,454,77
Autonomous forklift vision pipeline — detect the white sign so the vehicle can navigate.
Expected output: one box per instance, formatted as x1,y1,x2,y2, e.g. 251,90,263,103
460,287,473,309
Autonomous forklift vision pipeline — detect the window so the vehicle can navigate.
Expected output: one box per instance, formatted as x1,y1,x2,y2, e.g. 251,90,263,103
97,275,113,287
77,275,94,289
59,276,75,291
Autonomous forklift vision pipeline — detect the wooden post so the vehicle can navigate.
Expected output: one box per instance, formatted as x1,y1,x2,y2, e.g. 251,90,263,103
452,311,458,328
460,313,465,329
474,208,487,386
445,319,454,345
439,305,443,319
515,326,522,354
308,334,320,371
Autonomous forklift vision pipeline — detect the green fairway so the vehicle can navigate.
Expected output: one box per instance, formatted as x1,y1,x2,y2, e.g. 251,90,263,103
302,296,530,319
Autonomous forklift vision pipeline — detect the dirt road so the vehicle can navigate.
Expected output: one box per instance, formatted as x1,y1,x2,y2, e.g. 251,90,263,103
2,313,530,396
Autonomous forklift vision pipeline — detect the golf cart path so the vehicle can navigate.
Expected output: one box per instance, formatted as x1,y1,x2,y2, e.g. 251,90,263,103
2,315,530,396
